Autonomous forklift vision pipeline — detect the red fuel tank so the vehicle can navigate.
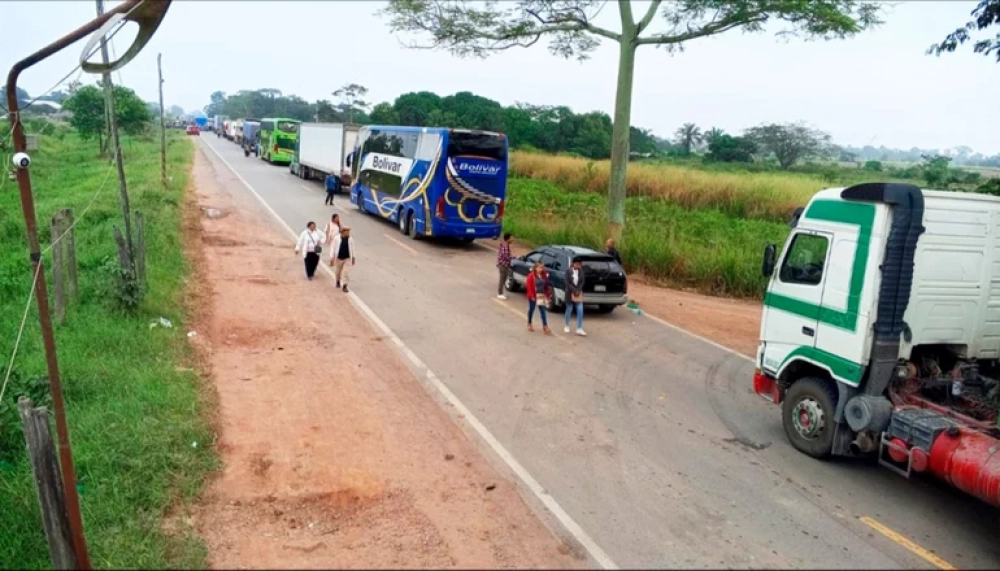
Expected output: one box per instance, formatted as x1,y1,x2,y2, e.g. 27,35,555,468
927,427,1000,508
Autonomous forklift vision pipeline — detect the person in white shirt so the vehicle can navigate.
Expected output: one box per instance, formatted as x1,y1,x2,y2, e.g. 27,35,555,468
294,221,326,281
323,213,341,258
331,226,356,292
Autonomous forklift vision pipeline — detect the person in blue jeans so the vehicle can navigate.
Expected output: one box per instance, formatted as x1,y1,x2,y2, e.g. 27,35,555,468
563,259,587,336
525,261,553,334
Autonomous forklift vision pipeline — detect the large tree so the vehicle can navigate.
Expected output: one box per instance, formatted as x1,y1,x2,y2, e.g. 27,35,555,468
381,0,882,239
744,122,830,169
62,83,152,150
675,123,703,155
333,83,371,123
928,0,1000,61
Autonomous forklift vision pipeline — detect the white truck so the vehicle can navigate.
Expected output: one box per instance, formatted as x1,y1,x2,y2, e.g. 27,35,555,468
213,115,227,136
754,182,1000,508
289,122,359,189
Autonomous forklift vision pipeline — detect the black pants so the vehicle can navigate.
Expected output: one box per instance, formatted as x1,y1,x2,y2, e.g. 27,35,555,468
304,252,320,278
325,190,335,205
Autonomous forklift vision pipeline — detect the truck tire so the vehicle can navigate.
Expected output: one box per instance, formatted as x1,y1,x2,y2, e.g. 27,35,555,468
782,376,838,459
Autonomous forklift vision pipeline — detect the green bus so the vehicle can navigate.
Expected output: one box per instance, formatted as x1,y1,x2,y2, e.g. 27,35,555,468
259,118,301,164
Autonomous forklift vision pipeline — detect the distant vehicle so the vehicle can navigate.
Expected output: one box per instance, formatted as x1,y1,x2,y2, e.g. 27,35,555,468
242,120,261,157
230,119,244,143
194,116,208,129
186,125,200,136
259,118,300,164
505,245,628,313
289,122,359,192
348,126,508,243
214,116,228,138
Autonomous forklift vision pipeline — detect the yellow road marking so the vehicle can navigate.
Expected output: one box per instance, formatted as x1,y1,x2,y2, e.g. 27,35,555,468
859,516,957,570
382,233,420,255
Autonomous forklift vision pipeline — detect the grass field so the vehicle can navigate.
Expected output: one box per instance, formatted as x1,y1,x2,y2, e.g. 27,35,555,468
503,178,790,298
0,125,213,568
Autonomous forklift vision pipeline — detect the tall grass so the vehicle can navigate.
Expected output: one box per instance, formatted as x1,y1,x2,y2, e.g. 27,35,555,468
510,151,827,222
503,178,790,298
0,128,213,568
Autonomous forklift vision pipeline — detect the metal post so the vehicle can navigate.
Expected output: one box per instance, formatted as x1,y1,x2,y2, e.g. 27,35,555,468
4,2,170,567
95,0,135,273
157,53,166,187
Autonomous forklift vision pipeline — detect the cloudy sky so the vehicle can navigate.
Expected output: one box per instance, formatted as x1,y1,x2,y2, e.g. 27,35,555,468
2,1,997,153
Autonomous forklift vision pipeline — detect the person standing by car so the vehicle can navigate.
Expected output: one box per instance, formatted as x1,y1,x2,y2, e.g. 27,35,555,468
294,221,325,281
525,261,553,334
331,226,356,292
496,232,513,300
564,258,587,336
606,238,623,266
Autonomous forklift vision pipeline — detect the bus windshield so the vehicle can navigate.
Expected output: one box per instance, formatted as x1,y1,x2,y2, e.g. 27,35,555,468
447,132,505,161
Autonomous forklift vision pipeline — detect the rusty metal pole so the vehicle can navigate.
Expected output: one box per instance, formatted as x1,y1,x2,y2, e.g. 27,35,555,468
4,1,154,567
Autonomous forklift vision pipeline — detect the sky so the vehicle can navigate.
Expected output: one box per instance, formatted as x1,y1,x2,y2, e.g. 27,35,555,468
1,0,997,154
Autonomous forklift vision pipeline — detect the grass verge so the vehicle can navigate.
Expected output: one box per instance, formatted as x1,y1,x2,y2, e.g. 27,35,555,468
504,178,790,298
0,126,214,568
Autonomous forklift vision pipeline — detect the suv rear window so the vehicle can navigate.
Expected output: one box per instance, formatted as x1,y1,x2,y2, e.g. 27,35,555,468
577,257,622,274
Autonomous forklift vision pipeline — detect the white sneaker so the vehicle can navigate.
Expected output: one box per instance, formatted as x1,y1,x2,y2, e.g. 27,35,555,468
564,326,570,333
576,328,587,337
497,294,508,300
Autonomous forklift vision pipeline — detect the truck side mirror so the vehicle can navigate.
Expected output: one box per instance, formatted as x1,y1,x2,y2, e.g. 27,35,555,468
346,153,353,168
762,243,777,278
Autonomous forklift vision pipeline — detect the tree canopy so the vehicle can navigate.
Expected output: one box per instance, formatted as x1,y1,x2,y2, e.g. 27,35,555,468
62,83,152,149
744,122,831,169
379,0,884,239
929,0,1000,61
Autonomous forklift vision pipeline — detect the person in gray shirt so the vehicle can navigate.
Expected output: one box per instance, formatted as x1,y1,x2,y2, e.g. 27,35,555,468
563,259,587,336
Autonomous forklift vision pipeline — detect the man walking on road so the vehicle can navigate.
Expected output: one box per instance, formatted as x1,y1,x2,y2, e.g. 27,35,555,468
496,232,513,300
564,259,587,336
331,226,356,293
325,173,341,206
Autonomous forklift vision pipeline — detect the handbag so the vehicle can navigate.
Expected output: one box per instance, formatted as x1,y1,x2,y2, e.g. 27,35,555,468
308,232,322,255
571,291,583,303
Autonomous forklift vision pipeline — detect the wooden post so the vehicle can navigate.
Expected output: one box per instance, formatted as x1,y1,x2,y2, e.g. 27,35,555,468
18,397,80,570
157,53,166,187
135,211,146,288
51,211,65,324
113,226,130,273
62,209,78,300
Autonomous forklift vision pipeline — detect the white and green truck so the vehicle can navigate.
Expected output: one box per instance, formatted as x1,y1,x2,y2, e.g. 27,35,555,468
755,182,1000,508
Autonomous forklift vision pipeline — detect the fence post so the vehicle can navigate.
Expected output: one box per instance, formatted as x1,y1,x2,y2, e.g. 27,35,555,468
18,397,80,570
51,211,65,324
135,211,146,288
62,209,78,300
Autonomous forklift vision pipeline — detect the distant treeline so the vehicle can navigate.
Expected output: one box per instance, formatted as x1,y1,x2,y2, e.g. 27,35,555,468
197,86,993,168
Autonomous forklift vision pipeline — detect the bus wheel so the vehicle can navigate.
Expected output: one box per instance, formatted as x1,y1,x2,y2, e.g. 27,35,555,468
782,377,837,459
407,213,420,240
398,209,409,235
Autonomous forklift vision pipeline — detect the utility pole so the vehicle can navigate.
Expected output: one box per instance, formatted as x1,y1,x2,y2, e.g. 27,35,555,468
157,53,166,187
95,0,135,272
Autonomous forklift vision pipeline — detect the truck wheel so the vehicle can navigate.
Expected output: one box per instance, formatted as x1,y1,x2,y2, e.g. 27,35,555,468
782,377,837,459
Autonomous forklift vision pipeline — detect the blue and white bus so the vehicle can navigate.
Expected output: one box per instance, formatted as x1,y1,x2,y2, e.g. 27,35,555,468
348,125,508,242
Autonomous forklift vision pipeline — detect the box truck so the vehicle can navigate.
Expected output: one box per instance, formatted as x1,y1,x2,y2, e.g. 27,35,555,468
754,182,1000,508
289,122,359,191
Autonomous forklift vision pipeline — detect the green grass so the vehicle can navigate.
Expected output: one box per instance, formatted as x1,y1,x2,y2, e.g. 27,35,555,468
0,125,214,568
504,178,790,298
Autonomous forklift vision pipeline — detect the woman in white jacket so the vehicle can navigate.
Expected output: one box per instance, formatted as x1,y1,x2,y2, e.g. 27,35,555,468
294,221,326,280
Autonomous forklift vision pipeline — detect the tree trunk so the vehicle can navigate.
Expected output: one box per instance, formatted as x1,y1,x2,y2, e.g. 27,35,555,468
607,37,637,242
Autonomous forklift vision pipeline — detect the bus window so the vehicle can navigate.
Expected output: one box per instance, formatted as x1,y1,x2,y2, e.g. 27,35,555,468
447,132,505,161
261,120,275,132
277,121,299,133
416,132,442,161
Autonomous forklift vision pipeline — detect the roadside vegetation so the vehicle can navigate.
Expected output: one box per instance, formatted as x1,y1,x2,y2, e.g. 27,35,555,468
0,118,212,568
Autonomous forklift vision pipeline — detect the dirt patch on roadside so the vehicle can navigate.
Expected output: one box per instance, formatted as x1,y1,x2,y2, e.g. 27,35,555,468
186,146,582,569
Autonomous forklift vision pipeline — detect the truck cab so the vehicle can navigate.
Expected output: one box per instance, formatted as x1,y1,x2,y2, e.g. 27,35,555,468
754,182,1000,508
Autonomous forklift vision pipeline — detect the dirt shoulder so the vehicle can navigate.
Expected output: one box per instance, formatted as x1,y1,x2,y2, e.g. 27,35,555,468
184,148,583,569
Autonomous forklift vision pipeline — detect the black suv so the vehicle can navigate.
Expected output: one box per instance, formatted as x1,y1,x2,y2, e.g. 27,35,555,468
506,245,628,313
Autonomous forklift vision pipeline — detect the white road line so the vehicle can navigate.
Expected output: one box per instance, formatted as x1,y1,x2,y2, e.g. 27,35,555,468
200,140,619,570
382,233,420,255
300,184,315,193
641,311,754,362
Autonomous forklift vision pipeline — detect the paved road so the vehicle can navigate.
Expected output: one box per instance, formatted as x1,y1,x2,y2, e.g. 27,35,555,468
199,135,999,569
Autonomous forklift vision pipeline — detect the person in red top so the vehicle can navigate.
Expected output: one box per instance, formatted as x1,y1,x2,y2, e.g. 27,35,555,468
525,261,553,334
